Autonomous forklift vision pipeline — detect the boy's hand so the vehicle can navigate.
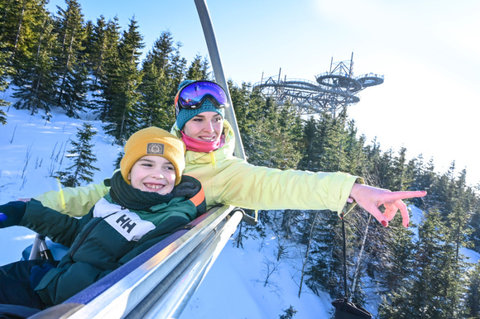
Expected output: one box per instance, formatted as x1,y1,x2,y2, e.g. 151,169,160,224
0,201,27,228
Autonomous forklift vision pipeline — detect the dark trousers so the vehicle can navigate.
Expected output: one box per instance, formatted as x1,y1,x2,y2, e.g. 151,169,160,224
0,260,48,309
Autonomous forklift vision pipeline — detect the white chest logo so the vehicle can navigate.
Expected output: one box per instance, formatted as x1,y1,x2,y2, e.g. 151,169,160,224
93,198,155,241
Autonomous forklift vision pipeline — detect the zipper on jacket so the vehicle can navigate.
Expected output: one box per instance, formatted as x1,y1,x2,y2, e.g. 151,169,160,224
209,152,216,168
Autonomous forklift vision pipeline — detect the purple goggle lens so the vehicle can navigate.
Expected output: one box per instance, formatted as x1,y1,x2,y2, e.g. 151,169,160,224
175,81,228,116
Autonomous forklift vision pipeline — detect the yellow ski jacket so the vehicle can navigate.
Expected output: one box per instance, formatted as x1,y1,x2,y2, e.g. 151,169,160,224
36,121,359,216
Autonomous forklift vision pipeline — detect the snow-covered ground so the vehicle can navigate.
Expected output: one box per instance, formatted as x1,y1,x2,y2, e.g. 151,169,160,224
0,107,116,264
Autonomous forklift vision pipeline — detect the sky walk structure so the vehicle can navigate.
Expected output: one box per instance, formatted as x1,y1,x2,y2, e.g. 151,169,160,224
254,53,384,117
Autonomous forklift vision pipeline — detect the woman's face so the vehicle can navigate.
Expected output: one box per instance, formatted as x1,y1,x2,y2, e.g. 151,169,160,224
183,111,224,142
128,156,176,195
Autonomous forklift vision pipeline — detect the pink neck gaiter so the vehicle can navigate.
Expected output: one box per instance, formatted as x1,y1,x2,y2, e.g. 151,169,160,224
181,131,225,153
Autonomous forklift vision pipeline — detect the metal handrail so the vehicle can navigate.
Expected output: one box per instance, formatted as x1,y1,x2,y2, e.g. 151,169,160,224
29,205,243,318
126,209,243,319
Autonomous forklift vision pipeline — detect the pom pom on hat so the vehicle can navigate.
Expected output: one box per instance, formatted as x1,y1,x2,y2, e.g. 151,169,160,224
120,127,186,185
175,80,225,130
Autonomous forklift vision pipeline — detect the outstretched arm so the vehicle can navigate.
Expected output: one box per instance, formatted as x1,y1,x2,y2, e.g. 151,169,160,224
348,183,427,228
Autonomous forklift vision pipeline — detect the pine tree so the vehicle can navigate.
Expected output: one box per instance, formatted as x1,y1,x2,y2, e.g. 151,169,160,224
431,161,456,216
297,117,320,171
240,95,302,169
378,211,467,319
87,16,119,91
0,42,12,125
52,0,88,116
470,193,480,252
93,17,121,120
391,147,414,191
446,169,474,283
1,0,47,66
377,149,395,189
466,262,480,318
56,123,99,187
344,119,367,176
12,6,57,118
378,225,416,292
136,31,187,130
277,101,303,169
137,61,169,128
102,17,144,142
361,137,382,186
279,305,297,319
411,156,436,208
232,82,259,152
185,54,209,80
317,111,349,172
144,30,186,96
303,210,343,297
298,110,352,173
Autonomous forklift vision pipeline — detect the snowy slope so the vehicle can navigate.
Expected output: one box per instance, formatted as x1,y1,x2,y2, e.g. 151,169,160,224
180,231,334,319
0,107,119,263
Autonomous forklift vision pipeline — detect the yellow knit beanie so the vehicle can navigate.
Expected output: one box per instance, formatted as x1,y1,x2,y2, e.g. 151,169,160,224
120,127,186,185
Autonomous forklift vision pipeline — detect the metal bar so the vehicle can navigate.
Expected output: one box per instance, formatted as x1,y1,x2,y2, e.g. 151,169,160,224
28,234,44,260
194,0,246,160
127,210,243,319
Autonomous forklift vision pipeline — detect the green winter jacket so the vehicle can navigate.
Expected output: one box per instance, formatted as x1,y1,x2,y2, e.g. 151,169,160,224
36,121,359,216
20,174,205,306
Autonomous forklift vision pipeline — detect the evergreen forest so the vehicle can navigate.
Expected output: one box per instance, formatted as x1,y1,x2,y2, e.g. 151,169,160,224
1,1,480,317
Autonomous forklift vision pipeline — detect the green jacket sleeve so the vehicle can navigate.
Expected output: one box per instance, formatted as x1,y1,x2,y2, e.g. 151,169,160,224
20,199,89,247
34,182,109,217
203,158,359,213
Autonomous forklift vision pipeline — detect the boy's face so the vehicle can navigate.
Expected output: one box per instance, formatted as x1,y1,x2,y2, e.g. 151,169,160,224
128,155,176,195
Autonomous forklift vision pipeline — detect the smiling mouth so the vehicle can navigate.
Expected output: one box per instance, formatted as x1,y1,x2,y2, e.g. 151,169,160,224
199,135,217,141
144,183,165,191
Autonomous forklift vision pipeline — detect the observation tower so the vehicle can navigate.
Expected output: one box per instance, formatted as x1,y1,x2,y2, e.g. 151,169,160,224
254,53,383,117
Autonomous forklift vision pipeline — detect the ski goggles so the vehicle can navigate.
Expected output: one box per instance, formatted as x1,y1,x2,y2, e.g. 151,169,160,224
174,80,228,117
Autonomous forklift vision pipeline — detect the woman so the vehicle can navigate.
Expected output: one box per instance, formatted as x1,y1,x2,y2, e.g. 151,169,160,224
37,80,426,228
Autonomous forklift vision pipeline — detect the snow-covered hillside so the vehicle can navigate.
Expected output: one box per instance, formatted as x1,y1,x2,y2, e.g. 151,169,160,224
0,107,119,264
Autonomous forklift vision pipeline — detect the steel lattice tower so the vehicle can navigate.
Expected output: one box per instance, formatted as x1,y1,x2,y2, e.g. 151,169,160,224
254,53,383,117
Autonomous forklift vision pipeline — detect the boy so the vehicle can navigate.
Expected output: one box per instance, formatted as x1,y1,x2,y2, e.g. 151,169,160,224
0,127,205,309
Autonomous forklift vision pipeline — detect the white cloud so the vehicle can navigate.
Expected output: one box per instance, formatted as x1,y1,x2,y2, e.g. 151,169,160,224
13,234,36,241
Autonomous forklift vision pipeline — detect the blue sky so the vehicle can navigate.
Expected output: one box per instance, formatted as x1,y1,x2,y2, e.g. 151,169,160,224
46,0,480,186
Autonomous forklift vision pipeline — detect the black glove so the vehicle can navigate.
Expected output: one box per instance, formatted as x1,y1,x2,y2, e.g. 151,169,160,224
0,201,27,228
